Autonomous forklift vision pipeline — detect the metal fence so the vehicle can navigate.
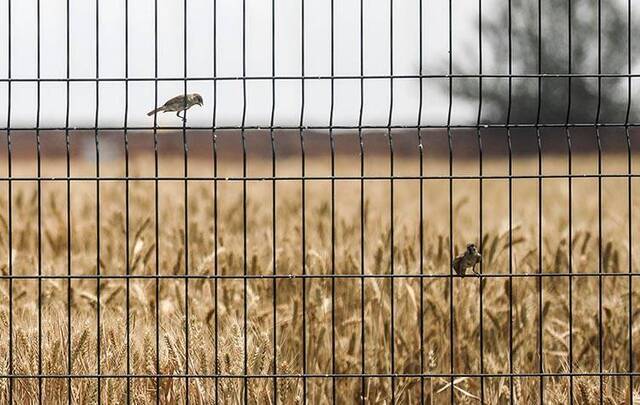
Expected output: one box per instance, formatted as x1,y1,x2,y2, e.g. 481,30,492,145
1,0,638,403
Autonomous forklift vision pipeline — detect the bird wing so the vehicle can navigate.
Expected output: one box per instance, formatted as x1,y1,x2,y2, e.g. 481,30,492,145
162,94,185,107
452,256,462,274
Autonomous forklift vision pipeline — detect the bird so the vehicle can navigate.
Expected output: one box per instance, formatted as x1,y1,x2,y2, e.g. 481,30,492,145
452,243,482,276
147,93,203,121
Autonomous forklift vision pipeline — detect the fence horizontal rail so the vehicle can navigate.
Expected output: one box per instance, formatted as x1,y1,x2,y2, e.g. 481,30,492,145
0,174,637,182
1,73,640,82
2,123,640,131
1,371,638,379
0,273,637,281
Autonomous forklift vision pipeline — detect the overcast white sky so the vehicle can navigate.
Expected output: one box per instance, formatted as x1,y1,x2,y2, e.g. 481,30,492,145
0,0,634,128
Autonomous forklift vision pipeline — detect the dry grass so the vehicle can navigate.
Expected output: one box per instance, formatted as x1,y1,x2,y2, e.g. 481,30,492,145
0,151,639,404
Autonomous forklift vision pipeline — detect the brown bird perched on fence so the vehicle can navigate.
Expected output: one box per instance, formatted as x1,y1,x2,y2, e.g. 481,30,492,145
452,243,482,276
147,93,203,121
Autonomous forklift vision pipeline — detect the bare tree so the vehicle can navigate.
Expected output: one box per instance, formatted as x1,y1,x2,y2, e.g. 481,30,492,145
451,0,637,125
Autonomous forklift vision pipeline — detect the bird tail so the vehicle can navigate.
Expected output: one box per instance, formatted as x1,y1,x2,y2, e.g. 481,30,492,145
147,106,164,116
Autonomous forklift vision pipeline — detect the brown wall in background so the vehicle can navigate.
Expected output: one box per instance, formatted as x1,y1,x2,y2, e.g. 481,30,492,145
1,128,639,163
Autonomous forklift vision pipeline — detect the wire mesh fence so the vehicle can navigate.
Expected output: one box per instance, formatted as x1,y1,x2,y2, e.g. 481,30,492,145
0,0,639,403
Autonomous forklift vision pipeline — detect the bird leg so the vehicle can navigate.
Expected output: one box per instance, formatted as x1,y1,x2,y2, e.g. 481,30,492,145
176,111,185,122
471,264,480,276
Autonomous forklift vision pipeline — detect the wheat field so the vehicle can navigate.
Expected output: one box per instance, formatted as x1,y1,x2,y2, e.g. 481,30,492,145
0,144,639,404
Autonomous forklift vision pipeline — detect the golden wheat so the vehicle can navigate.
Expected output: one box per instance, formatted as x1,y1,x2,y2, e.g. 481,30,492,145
0,153,638,404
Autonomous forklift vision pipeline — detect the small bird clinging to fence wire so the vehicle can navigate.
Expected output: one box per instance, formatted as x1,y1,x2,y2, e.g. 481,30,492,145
147,93,203,121
452,243,482,276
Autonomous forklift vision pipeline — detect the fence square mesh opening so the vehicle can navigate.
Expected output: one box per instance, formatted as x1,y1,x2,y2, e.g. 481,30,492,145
0,0,639,403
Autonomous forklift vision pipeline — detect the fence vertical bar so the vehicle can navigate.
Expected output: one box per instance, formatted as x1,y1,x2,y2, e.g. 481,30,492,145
94,0,102,401
35,0,43,400
152,0,160,402
535,100,544,405
387,0,396,401
446,0,454,401
505,0,514,401
269,0,278,400
595,0,603,403
65,0,72,401
212,0,219,402
182,0,190,401
507,129,514,404
476,0,485,401
123,0,131,401
5,0,12,401
417,0,425,402
596,133,603,405
240,0,248,401
625,1,633,403
358,0,367,400
328,0,337,401
535,0,544,402
565,0,574,402
299,0,308,401
477,122,485,404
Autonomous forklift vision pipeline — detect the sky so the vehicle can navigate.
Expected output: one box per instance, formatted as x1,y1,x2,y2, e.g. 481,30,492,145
0,0,634,129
